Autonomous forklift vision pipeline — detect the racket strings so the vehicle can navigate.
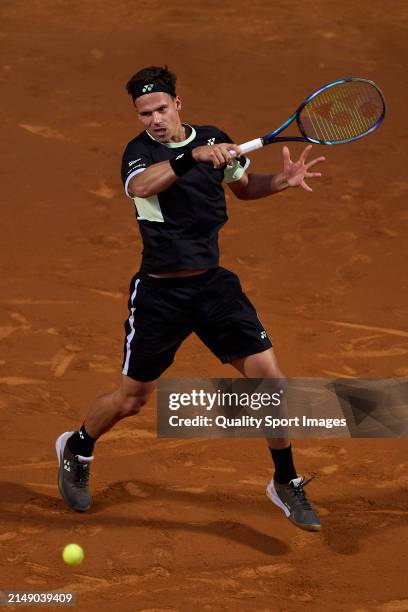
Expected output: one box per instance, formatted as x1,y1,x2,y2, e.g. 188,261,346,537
299,81,384,144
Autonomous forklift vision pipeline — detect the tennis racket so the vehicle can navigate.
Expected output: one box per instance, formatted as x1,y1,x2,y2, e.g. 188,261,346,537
235,77,386,155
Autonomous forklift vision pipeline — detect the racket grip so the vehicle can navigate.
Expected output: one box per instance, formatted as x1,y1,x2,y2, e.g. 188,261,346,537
229,137,263,157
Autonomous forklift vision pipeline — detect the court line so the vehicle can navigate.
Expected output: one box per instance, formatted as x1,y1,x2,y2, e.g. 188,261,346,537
323,320,408,339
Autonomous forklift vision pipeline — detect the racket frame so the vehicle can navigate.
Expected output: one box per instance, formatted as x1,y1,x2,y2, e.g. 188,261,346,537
238,77,386,155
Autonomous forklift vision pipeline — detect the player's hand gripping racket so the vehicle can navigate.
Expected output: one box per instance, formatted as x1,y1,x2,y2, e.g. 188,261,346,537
235,77,385,155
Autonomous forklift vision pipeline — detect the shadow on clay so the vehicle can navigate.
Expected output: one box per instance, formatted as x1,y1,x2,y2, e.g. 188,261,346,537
0,480,289,557
2,479,407,556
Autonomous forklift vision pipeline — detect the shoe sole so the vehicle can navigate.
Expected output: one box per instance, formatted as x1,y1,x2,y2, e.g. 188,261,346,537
266,482,321,532
56,431,91,513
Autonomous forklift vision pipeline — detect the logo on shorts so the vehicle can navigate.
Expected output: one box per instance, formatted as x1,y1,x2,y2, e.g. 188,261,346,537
260,331,267,340
142,83,154,92
64,459,71,472
207,138,215,145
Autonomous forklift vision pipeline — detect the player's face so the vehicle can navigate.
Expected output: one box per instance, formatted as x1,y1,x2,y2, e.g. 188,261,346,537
135,92,182,142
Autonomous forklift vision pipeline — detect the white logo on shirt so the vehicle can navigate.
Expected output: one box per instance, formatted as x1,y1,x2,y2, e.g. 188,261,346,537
129,158,142,167
207,138,215,145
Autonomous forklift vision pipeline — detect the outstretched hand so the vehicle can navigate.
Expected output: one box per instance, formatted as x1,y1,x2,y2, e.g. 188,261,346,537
282,145,325,192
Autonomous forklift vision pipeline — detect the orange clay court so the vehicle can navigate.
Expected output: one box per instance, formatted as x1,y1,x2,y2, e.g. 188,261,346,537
0,1,407,611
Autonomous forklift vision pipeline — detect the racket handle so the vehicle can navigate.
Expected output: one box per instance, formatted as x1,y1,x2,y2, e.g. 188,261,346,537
229,137,263,157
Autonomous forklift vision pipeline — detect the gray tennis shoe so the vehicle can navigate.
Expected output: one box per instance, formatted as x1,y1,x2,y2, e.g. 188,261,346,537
266,476,321,532
56,431,93,512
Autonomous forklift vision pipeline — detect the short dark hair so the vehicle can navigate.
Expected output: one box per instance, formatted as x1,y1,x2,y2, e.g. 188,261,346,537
126,65,177,103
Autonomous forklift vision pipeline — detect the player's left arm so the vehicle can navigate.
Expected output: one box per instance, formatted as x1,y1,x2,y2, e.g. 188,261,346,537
228,145,326,200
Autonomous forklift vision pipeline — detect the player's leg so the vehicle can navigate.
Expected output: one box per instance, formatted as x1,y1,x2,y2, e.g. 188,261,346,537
84,374,156,439
229,348,296,475
195,268,320,531
56,375,156,513
56,271,193,513
230,351,320,531
64,374,157,456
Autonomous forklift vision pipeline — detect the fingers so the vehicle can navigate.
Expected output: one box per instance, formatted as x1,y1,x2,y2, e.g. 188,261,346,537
305,156,326,170
282,145,291,165
301,179,313,193
228,144,241,157
283,145,325,191
284,145,326,169
192,143,241,167
212,143,241,168
299,144,313,163
212,148,227,167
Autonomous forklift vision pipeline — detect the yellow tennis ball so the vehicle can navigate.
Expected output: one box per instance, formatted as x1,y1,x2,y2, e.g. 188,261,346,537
62,543,84,565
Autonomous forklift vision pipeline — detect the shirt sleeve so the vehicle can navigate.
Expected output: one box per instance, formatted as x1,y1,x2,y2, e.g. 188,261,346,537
121,140,153,198
217,129,251,184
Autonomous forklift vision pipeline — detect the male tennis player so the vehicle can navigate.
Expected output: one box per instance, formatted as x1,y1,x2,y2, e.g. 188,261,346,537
56,66,326,531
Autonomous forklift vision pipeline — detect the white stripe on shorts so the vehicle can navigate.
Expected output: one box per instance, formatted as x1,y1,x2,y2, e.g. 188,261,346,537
122,277,141,375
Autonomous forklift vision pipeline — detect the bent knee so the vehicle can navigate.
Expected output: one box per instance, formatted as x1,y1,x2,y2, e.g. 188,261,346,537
120,392,150,417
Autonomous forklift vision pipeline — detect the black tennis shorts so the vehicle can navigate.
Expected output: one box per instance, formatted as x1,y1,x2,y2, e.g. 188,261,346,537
122,266,272,382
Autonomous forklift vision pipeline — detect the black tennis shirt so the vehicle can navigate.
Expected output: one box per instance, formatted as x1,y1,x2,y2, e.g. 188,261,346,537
120,124,249,273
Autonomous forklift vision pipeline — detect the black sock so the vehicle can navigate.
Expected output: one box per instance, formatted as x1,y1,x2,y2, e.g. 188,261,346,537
67,424,96,457
270,445,297,484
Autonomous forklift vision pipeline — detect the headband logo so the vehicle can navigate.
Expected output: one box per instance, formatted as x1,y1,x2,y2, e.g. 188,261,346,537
142,83,154,93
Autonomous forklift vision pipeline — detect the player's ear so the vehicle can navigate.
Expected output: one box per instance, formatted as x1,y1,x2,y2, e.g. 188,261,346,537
175,95,182,112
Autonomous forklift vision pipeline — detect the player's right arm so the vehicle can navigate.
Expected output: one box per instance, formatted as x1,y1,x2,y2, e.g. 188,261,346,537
126,143,241,199
128,161,177,198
